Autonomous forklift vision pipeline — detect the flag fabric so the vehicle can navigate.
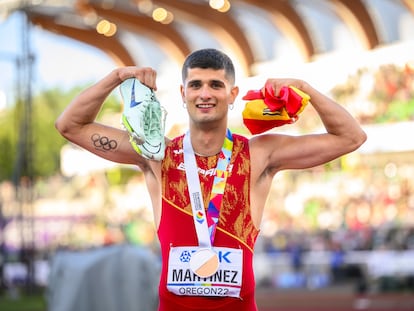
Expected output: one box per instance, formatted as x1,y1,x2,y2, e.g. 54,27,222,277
242,84,310,134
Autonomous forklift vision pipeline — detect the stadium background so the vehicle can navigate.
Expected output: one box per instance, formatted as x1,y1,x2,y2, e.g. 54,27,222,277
1,0,414,310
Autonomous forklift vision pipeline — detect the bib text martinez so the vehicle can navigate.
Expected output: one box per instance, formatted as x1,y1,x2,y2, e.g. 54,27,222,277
172,268,239,284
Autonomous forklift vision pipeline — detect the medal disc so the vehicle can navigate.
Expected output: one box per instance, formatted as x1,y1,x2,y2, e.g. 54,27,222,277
190,248,219,278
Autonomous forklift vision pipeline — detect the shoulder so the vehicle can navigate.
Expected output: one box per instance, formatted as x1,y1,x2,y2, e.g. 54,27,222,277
248,132,286,152
232,132,247,140
248,133,293,174
231,132,249,146
164,135,182,151
231,132,286,160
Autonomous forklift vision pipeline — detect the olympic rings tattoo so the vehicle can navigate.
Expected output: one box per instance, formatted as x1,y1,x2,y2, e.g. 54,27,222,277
91,133,118,151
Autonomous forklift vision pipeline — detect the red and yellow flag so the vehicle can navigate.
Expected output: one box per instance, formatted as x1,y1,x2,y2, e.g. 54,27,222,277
242,84,310,134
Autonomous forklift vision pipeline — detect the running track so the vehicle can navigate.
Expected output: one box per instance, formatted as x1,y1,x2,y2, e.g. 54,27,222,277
255,289,414,311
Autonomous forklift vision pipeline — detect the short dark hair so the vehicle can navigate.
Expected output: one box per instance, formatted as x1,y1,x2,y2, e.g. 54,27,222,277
181,48,235,85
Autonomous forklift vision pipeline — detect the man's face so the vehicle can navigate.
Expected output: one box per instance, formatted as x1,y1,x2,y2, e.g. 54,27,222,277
180,68,238,126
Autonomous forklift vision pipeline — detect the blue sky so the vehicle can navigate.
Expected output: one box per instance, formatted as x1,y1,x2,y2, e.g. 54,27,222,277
0,11,116,109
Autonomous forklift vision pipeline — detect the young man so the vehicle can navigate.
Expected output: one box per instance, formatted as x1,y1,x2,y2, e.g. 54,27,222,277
56,49,366,310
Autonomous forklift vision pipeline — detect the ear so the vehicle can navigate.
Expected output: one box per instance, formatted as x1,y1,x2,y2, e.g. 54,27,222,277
180,84,185,102
230,86,239,103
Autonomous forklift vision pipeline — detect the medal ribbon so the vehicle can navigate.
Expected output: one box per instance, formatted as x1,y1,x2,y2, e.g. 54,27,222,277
183,129,233,247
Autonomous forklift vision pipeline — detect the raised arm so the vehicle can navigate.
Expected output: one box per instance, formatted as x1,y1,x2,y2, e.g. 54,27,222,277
251,78,367,174
55,67,157,167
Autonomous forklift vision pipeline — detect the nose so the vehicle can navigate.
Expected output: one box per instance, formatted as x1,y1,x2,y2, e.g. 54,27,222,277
199,84,212,100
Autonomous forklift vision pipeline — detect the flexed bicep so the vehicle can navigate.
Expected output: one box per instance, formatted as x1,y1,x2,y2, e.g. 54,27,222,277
251,132,346,175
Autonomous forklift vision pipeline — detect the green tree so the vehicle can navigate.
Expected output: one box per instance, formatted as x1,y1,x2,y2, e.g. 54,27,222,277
0,105,17,181
0,84,121,182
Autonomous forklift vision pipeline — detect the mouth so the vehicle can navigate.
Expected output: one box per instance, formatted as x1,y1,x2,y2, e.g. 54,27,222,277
196,103,216,109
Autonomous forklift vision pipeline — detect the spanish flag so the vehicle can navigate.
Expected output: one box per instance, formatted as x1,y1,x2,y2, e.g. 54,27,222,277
242,84,310,134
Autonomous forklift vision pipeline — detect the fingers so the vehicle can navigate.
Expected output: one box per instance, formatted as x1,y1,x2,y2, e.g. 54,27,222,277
263,78,304,97
263,79,285,97
136,67,157,91
119,67,158,91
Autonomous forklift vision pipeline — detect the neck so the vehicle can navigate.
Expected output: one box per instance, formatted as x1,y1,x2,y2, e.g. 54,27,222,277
189,126,228,157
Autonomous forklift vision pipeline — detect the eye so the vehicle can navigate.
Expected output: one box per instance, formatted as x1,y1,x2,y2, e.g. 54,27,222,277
211,81,224,89
188,81,201,89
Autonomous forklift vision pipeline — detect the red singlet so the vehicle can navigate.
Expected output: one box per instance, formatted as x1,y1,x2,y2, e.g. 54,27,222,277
158,133,259,310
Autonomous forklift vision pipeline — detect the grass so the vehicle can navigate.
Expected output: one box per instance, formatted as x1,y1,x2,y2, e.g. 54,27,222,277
0,289,46,311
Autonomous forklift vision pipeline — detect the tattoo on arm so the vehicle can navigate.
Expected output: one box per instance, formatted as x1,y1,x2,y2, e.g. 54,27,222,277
91,133,118,151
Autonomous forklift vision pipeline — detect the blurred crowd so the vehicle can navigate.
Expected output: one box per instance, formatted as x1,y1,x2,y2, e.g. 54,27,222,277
1,146,414,256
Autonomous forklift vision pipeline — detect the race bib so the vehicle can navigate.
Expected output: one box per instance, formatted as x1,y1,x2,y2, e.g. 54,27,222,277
167,246,243,297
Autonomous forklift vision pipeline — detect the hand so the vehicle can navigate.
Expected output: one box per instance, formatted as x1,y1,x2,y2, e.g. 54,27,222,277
263,78,305,97
118,66,158,91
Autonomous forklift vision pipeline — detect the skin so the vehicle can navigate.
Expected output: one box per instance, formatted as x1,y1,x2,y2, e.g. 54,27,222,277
55,66,367,230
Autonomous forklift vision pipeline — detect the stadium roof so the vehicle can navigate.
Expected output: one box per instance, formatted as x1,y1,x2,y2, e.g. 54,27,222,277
1,0,413,75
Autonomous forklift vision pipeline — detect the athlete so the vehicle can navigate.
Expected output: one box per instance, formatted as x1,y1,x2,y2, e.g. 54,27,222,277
55,48,366,310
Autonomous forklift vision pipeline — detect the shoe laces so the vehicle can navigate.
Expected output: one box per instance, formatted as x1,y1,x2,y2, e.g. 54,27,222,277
143,93,166,141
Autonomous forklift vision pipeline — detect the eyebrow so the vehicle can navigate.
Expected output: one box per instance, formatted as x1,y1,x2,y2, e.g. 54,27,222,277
187,79,225,85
